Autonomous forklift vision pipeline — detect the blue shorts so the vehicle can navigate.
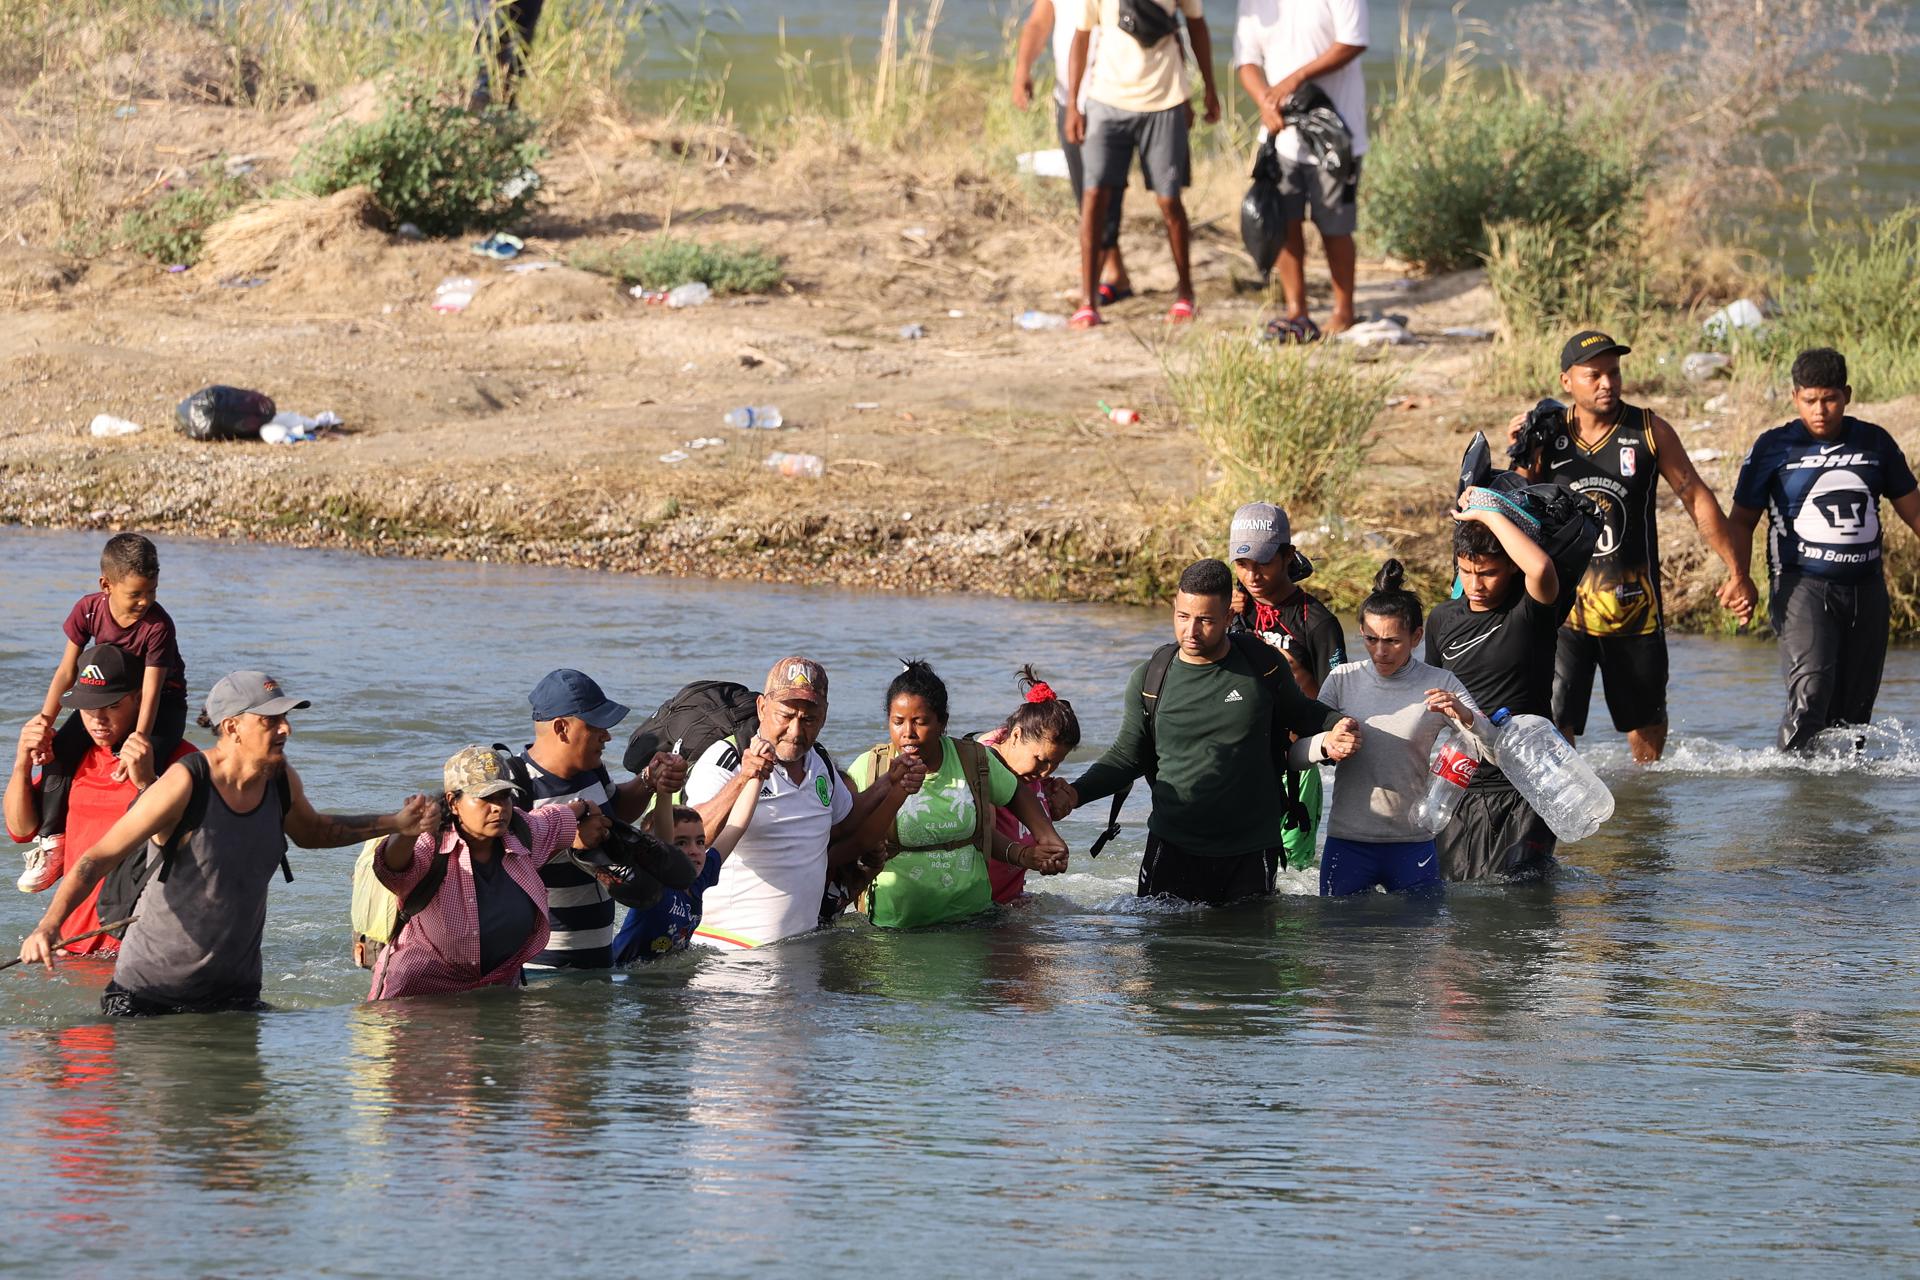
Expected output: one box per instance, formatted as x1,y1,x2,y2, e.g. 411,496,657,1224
1320,836,1443,897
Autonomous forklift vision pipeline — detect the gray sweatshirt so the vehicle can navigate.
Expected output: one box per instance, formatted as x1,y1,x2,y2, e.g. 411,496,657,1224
1289,657,1491,844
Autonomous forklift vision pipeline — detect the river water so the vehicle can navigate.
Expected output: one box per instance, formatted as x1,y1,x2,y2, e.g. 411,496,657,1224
2,530,1918,1273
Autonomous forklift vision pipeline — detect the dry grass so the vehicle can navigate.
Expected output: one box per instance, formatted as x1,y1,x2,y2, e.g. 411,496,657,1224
198,187,385,279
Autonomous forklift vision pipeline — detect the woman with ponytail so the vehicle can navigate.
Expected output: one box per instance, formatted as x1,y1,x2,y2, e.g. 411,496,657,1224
844,661,1070,928
1290,560,1492,897
978,666,1083,903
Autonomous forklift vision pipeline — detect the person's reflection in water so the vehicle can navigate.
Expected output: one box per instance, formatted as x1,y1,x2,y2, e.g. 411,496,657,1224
114,1015,300,1196
1116,899,1331,1039
38,1022,138,1224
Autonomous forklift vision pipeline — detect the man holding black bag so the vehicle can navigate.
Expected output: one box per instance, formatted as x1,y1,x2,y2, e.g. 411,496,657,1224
1233,0,1369,339
1507,331,1758,763
1064,0,1220,329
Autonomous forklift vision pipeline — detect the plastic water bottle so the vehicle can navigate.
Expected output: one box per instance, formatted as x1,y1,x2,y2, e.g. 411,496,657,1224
1015,310,1067,331
723,406,783,430
764,451,824,478
1410,726,1479,833
1485,709,1615,841
665,282,712,308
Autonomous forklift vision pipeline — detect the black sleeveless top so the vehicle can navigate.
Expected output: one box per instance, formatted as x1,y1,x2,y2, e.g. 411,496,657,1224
1539,403,1662,636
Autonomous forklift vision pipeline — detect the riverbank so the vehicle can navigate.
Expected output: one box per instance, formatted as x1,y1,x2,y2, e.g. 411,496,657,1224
5,12,1919,622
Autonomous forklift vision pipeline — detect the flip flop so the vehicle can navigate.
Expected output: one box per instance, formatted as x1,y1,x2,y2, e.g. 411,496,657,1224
1069,305,1102,330
1166,298,1196,323
1261,316,1321,344
1096,282,1135,306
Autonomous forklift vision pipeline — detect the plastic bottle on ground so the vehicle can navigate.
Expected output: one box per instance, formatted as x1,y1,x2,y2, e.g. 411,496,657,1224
1484,709,1615,841
89,414,142,437
666,282,712,308
765,451,824,478
724,406,783,430
1409,725,1479,833
1015,310,1068,331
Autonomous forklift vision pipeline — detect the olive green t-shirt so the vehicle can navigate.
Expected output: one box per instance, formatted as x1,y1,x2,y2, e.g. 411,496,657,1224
1072,639,1339,857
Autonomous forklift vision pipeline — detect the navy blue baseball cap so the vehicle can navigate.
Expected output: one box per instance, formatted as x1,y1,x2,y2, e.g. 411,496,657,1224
529,669,630,728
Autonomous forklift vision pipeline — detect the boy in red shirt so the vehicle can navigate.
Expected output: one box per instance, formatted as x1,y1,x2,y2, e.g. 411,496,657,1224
18,535,188,893
6,644,196,953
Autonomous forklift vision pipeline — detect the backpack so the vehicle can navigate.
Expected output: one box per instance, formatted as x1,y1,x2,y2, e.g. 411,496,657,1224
356,807,537,960
1088,632,1311,858
95,752,294,939
623,681,762,776
1457,430,1603,622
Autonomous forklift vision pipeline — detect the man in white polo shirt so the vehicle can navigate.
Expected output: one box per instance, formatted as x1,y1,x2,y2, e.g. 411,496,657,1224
1064,0,1220,329
1233,0,1369,338
687,657,862,951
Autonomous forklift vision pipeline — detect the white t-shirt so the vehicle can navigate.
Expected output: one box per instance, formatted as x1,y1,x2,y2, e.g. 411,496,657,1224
1232,0,1370,162
1078,0,1205,115
687,738,854,950
1050,9,1103,109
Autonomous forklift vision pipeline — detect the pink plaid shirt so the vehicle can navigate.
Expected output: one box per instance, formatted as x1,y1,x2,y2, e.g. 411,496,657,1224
368,805,579,1001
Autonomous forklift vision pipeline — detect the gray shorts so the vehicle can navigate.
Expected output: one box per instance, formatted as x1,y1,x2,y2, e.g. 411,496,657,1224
1082,100,1190,196
1056,100,1125,249
1276,154,1363,237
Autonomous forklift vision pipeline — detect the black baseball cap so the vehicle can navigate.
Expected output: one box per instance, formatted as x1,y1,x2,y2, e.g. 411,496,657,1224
1561,330,1631,371
62,644,144,710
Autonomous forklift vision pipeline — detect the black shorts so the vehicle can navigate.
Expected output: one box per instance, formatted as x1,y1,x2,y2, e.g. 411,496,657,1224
1436,786,1556,882
1552,628,1668,735
102,981,268,1018
1137,835,1279,906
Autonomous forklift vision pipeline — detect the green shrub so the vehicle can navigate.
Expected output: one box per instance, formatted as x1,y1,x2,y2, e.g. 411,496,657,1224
117,165,257,266
1167,333,1397,522
569,237,783,294
294,82,542,236
1363,69,1642,272
1752,207,1920,401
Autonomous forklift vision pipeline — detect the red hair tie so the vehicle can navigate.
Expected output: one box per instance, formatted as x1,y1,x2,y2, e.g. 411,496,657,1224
1025,682,1057,704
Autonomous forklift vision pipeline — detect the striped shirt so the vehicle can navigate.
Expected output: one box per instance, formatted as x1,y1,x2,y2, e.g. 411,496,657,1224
368,805,578,1000
515,752,616,969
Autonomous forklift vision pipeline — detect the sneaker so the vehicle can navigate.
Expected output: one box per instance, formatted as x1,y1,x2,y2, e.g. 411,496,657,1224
16,834,62,893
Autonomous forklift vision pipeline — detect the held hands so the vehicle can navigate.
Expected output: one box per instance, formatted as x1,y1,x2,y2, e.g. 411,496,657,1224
116,732,156,790
392,794,440,840
570,799,611,850
1718,574,1759,627
739,736,777,782
1323,717,1363,761
641,750,689,796
1424,689,1473,729
1042,777,1079,818
1027,831,1069,874
887,749,929,796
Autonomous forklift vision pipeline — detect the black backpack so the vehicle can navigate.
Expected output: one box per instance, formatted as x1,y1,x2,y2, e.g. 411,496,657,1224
1088,632,1311,857
95,752,294,939
623,681,762,776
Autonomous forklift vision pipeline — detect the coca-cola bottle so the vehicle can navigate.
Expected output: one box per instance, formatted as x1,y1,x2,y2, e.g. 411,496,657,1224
1411,725,1479,833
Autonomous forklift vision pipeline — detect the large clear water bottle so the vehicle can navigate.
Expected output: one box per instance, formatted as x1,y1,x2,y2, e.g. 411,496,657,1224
1486,709,1615,841
1410,726,1479,833
723,406,783,429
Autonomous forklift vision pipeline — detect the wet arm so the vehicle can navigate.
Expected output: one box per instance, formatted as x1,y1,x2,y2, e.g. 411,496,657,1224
1461,506,1558,605
830,773,907,867
694,769,757,847
281,767,410,849
710,769,762,860
5,733,42,841
1655,417,1747,575
1005,785,1062,850
31,763,192,935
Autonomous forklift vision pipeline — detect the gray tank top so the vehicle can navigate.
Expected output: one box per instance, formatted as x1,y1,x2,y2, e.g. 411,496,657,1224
113,772,289,1005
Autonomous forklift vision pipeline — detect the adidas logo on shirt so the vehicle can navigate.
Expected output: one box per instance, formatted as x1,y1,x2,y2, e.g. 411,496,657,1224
1224,690,1244,703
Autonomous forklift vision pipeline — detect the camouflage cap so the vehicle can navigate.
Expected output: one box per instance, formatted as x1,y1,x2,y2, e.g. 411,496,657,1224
443,745,518,798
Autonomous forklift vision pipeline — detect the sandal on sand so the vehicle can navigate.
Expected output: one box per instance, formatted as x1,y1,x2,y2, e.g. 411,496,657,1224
1096,282,1135,305
1262,315,1321,344
1166,297,1196,323
1069,305,1102,330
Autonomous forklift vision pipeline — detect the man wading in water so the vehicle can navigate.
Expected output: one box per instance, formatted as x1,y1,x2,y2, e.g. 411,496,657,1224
1050,559,1358,905
1508,330,1757,763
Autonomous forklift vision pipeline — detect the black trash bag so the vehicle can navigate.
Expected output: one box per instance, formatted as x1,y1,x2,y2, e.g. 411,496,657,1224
175,385,276,441
1456,429,1602,622
1240,138,1286,278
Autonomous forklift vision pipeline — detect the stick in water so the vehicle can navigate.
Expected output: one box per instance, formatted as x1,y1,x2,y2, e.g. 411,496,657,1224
0,917,137,971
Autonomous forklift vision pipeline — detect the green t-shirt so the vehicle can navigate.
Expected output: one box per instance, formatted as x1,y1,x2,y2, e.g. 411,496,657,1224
849,735,1018,928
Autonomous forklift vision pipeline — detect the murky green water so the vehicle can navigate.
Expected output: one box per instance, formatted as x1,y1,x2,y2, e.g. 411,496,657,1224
2,530,1918,1273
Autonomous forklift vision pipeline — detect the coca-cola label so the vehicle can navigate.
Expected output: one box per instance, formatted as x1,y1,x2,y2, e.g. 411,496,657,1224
1430,744,1478,787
